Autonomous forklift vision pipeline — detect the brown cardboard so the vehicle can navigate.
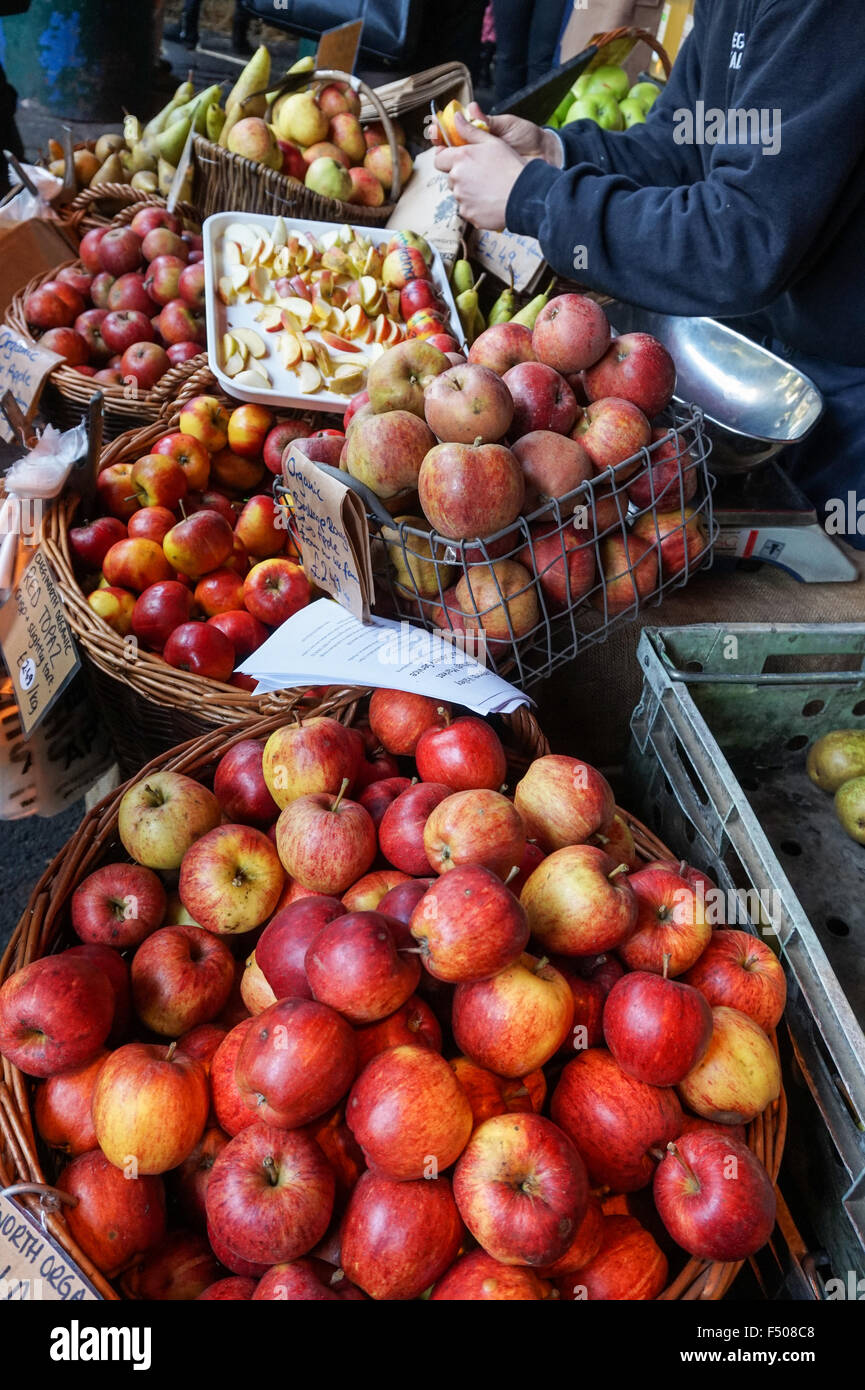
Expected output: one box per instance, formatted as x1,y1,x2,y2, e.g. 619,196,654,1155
0,547,80,736
316,19,363,75
559,2,664,65
0,218,77,317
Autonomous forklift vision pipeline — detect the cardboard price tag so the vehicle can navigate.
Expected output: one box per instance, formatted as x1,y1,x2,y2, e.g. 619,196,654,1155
0,325,63,444
0,1191,100,1301
467,227,546,294
0,548,80,736
282,445,372,622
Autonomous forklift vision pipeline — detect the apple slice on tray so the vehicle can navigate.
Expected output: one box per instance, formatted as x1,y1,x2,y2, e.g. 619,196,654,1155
231,327,266,359
295,362,322,394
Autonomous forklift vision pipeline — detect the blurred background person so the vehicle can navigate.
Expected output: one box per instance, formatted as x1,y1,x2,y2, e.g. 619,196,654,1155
166,0,252,54
492,0,569,105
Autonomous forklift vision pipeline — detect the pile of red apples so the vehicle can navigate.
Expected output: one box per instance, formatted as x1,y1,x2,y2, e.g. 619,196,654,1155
339,292,710,641
23,208,208,388
0,689,786,1301
72,396,337,681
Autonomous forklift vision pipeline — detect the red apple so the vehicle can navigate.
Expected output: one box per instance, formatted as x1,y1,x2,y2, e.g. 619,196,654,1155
79,225,110,272
106,271,154,315
234,495,284,560
56,1149,165,1276
354,995,442,1072
453,1112,588,1266
357,775,412,829
452,953,575,1077
38,326,89,364
253,1258,365,1301
305,910,419,1023
235,997,356,1128
628,426,698,512
376,878,433,927
227,403,275,459
631,504,710,580
423,788,526,880
411,863,529,983
433,1249,552,1300
532,294,610,374
341,1170,463,1300
163,510,234,578
584,332,676,418
101,307,154,354
34,1050,107,1155
206,1121,334,1266
551,1047,684,1191
513,429,593,510
677,1005,781,1124
256,897,345,1000
534,1194,605,1278
418,439,524,539
243,557,309,627
73,306,112,360
92,1041,209,1173
341,868,410,912
680,929,786,1032
423,363,514,445
263,419,312,474
119,1229,220,1301
378,781,452,875
127,506,175,544
212,739,279,828
68,515,127,571
197,1277,257,1300
262,716,358,809
521,845,637,956
653,1130,776,1260
0,955,113,1077
131,923,234,1036
163,621,235,681
603,967,714,1086
518,521,596,607
468,321,537,375
514,754,615,852
275,783,376,895
99,226,144,276
211,1019,256,1137
178,823,284,935
573,396,651,477
367,688,449,756
347,1043,472,1180
557,1214,668,1300
70,861,166,948
121,341,170,389
503,361,579,438
103,537,173,593
594,531,659,615
89,270,115,306
618,865,711,976
130,581,193,651
24,286,77,329
415,715,506,792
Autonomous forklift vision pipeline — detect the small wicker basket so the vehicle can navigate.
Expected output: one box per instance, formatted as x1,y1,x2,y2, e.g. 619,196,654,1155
0,701,785,1301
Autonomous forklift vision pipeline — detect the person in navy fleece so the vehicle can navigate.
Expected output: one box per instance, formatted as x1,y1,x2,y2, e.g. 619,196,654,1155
435,0,865,545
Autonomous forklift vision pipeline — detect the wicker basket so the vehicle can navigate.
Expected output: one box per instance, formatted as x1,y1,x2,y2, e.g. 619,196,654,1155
0,703,785,1302
43,382,338,775
7,260,210,439
59,185,202,240
191,69,405,227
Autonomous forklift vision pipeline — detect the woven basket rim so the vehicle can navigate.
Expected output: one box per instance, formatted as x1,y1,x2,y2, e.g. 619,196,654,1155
0,707,785,1303
6,260,209,420
43,379,345,725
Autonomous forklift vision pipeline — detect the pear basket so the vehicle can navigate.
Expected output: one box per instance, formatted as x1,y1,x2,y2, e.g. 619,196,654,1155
0,703,785,1301
42,375,339,775
6,258,209,440
190,70,405,228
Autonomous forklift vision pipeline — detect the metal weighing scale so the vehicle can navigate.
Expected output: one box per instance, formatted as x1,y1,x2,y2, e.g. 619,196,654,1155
606,303,858,583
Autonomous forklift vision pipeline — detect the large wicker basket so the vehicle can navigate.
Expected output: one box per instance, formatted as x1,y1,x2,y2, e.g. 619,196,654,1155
55,183,200,240
191,69,405,227
7,260,209,439
0,703,785,1302
43,380,335,774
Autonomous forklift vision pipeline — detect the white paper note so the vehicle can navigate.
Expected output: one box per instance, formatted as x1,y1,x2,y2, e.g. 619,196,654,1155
238,598,530,715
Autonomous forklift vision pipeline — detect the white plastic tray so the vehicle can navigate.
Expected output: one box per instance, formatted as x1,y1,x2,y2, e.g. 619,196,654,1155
203,211,460,414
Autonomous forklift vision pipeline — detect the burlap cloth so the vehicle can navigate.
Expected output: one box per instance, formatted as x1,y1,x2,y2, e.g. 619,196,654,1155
535,544,865,766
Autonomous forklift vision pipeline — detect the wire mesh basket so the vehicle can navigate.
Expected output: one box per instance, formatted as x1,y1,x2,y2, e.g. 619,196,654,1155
286,404,713,690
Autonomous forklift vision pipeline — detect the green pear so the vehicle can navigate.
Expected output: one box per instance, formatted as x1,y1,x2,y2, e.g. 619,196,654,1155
92,152,125,185
123,113,142,146
142,79,195,141
156,113,195,166
305,156,352,201
383,516,454,596
131,170,159,192
122,142,157,173
206,103,226,142
275,90,329,146
835,776,865,843
94,133,125,162
157,157,177,197
806,729,865,793
226,44,271,117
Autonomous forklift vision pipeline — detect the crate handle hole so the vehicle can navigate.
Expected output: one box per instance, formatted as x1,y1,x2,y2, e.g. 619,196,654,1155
801,699,825,718
785,735,809,752
825,916,850,937
853,700,865,717
684,660,704,674
779,839,803,857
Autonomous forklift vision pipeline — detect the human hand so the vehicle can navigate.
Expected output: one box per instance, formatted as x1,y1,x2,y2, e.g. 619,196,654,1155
434,119,526,231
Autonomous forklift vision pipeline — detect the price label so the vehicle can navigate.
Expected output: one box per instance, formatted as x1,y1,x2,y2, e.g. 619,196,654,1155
0,548,80,736
282,446,371,622
0,1191,100,1302
0,326,62,444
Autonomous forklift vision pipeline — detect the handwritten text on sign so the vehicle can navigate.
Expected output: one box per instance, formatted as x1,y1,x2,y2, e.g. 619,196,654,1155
282,447,368,621
0,1192,100,1301
0,326,62,444
0,548,80,735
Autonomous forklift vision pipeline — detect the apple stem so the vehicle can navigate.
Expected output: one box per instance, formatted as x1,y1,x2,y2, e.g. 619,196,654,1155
410,776,419,786
331,777,350,813
165,1041,176,1062
509,1084,529,1098
178,498,188,520
123,494,139,503
533,956,549,974
608,863,630,882
667,1142,699,1187
143,782,164,807
437,706,451,728
679,859,687,875
662,952,671,980
263,1155,278,1186
504,865,520,885
294,710,304,728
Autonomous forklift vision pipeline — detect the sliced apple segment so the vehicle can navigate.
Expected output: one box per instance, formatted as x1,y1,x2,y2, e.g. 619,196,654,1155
277,296,313,328
344,304,369,338
231,327,267,358
218,276,238,305
278,332,302,368
299,336,316,363
321,329,361,354
223,240,242,269
256,306,284,331
296,361,322,394
223,350,247,377
249,266,275,302
224,222,258,251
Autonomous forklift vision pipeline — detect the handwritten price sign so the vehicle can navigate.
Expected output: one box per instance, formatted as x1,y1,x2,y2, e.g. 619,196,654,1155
0,326,63,443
